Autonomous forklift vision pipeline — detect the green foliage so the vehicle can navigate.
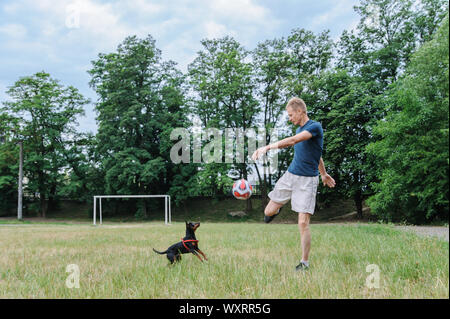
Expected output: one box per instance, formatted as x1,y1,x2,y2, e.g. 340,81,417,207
57,133,105,202
88,35,197,212
339,0,448,90
311,70,382,211
248,29,334,203
2,72,89,216
412,0,450,44
286,28,334,103
0,113,19,213
0,142,17,214
251,38,291,197
331,0,448,218
188,36,259,198
367,15,449,223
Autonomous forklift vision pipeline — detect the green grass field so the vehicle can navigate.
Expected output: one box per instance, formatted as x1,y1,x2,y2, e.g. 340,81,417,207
0,222,448,298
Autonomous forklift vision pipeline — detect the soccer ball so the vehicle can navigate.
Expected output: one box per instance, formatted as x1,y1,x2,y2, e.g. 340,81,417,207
232,179,253,200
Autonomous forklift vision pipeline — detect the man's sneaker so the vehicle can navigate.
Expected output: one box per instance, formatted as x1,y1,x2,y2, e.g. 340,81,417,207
295,261,309,271
264,207,282,224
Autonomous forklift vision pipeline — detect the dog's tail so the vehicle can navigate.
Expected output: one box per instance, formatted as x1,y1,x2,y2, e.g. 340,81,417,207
153,248,167,255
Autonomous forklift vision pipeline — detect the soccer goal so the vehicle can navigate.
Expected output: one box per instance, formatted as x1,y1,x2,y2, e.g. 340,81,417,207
92,195,171,225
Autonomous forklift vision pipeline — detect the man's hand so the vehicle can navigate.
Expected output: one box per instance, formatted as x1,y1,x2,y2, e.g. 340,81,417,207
321,174,336,188
251,145,269,161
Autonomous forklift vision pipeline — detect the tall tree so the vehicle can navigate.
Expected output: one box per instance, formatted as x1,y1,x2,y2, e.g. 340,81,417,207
353,0,416,86
89,35,195,216
0,113,19,215
311,70,382,217
57,132,104,202
251,38,291,210
286,29,334,98
330,0,448,218
2,72,88,217
367,15,449,223
188,36,259,210
412,0,449,44
339,0,448,90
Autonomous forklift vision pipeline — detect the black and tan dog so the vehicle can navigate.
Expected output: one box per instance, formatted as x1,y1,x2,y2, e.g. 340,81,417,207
153,221,207,264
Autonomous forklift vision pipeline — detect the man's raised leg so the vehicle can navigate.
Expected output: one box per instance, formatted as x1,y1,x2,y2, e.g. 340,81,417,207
264,200,284,223
264,200,283,216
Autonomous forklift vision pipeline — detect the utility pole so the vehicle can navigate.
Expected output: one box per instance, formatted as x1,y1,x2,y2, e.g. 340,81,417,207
18,140,23,220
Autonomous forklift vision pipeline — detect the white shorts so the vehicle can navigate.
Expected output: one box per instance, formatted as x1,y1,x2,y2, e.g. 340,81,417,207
268,171,319,215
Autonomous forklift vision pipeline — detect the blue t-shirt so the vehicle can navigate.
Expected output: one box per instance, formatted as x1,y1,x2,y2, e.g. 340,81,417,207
287,120,323,177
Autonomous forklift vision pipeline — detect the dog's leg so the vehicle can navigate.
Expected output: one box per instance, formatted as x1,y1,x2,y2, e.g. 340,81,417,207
197,249,208,261
167,252,176,264
191,250,204,262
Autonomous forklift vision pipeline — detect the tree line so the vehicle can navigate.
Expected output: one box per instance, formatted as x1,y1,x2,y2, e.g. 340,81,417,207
0,0,448,223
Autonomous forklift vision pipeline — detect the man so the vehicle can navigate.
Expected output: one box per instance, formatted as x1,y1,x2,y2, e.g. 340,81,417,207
252,97,336,271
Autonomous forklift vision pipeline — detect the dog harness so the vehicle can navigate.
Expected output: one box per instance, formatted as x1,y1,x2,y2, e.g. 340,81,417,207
181,238,199,251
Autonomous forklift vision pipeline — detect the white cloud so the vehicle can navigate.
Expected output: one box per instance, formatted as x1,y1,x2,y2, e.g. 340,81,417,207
308,1,360,37
208,0,270,22
2,0,280,58
35,0,132,52
311,2,350,28
1,0,130,55
71,1,124,38
128,0,164,15
204,21,231,39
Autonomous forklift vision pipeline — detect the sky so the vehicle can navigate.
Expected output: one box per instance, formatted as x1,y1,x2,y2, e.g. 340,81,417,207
0,0,361,134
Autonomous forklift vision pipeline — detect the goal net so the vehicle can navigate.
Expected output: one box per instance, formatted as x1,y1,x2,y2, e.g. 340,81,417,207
92,195,171,225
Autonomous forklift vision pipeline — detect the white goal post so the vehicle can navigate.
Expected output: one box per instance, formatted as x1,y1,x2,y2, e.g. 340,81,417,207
93,195,171,225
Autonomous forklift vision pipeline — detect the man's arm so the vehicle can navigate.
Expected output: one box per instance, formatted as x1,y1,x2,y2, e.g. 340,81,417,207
318,157,336,188
318,157,327,176
251,132,336,189
251,131,312,160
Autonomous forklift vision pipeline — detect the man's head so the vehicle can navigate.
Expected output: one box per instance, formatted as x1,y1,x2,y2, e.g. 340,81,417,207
286,97,308,126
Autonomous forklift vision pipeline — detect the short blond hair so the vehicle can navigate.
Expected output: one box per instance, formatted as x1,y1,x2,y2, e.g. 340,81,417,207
286,97,307,113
